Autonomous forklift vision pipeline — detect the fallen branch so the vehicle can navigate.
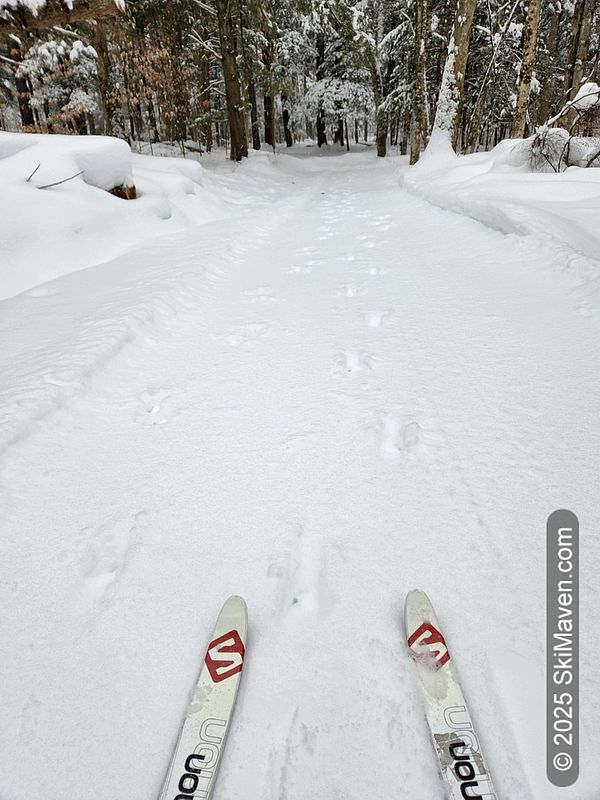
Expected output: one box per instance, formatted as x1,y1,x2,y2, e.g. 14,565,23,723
38,170,84,189
26,162,41,182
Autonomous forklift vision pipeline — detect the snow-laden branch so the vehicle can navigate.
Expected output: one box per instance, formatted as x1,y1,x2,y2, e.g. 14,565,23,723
190,29,222,61
546,83,600,126
189,0,216,16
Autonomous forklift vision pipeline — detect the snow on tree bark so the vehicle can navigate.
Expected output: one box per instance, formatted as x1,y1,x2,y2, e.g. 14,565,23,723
432,0,477,151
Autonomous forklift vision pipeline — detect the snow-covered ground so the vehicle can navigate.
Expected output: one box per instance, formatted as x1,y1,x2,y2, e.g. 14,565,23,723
1,145,599,800
404,134,600,307
0,132,227,300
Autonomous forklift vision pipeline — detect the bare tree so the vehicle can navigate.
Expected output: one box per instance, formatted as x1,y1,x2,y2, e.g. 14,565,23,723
410,0,428,163
537,3,560,125
511,0,543,137
215,0,248,160
563,0,596,101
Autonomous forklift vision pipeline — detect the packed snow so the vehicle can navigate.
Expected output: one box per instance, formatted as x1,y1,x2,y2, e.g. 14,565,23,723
1,143,599,800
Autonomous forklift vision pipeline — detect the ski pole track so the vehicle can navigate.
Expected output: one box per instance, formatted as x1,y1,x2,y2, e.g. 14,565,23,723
1,152,599,800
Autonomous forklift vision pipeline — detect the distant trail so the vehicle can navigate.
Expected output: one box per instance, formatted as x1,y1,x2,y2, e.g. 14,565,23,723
1,151,598,800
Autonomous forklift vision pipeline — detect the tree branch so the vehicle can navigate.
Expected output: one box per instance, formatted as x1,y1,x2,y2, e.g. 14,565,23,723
38,170,84,189
26,162,41,182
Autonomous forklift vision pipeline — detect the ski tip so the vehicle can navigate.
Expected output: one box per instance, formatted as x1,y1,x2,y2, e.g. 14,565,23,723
405,588,430,603
404,589,435,633
214,595,248,643
225,594,247,606
405,589,433,611
222,595,248,616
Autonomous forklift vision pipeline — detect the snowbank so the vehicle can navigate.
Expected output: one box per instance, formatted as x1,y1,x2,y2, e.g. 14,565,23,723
403,137,600,297
0,131,133,191
0,133,226,300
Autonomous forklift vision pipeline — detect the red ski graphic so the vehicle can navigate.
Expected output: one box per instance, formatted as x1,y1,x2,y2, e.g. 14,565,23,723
407,622,451,670
205,629,245,683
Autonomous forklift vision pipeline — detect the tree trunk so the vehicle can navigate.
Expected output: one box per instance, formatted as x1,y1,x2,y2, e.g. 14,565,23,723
571,0,596,96
410,0,428,163
282,105,293,147
401,108,410,155
432,0,477,149
558,0,596,129
73,111,88,135
215,0,248,161
511,0,543,138
368,51,387,156
199,53,213,152
563,0,581,99
248,79,261,150
375,105,387,156
8,41,35,131
334,118,344,145
264,92,275,146
90,20,115,135
537,7,560,124
239,4,260,150
43,98,54,133
258,1,276,147
316,32,327,147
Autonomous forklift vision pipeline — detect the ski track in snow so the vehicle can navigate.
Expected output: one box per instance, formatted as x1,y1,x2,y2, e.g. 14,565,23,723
0,151,599,800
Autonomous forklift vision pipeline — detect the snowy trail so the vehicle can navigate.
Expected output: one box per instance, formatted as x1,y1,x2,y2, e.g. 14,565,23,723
1,151,599,800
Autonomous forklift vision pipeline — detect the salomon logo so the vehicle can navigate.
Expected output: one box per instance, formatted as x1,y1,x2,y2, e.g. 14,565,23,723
407,622,450,669
172,718,226,800
205,630,245,683
442,708,497,799
449,740,488,799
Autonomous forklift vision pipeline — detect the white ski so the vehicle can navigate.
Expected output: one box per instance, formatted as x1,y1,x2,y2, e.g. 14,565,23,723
404,590,498,800
158,595,248,800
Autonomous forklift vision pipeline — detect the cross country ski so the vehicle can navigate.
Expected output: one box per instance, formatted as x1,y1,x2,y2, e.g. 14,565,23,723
404,589,498,800
158,595,248,800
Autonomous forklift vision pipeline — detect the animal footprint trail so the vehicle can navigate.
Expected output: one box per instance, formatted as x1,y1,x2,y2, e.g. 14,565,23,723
333,350,375,375
268,524,326,619
380,412,422,457
78,511,145,610
137,386,173,425
364,309,392,328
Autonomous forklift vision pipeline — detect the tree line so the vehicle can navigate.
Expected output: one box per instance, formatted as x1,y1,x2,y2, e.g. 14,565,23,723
0,0,598,161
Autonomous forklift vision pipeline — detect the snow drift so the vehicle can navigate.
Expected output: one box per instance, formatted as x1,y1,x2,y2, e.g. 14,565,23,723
404,135,600,306
0,132,226,300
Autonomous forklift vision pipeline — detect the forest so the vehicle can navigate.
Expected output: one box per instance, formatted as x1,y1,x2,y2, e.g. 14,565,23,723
0,0,598,163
